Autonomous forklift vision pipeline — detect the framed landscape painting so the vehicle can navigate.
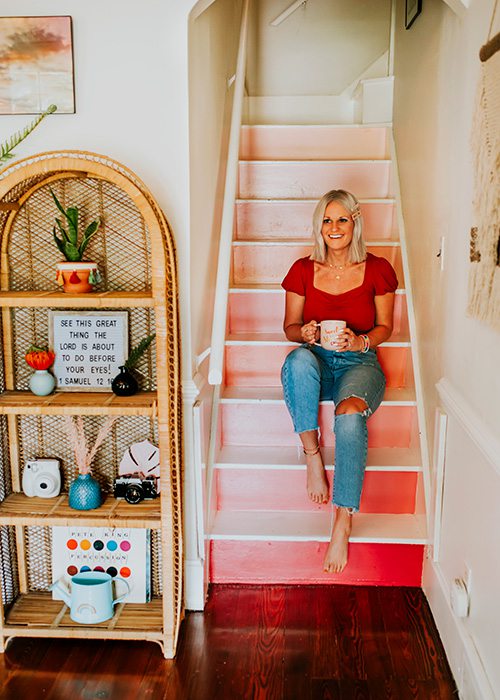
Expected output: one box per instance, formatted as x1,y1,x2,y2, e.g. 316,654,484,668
0,16,75,114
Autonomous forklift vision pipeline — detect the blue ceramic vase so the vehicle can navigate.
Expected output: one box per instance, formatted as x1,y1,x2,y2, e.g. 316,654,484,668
68,473,102,510
29,369,56,396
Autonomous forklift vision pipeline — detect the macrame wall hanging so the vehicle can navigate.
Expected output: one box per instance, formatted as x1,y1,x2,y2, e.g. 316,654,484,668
468,1,500,329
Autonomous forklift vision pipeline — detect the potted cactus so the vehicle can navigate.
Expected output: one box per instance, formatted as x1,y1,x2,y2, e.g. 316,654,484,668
51,188,102,293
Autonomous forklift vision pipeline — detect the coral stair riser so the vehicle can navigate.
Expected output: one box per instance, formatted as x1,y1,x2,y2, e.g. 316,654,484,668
235,199,397,240
224,345,412,388
220,403,417,448
239,125,389,161
215,469,419,514
228,289,409,335
238,161,392,199
210,541,424,586
232,242,403,285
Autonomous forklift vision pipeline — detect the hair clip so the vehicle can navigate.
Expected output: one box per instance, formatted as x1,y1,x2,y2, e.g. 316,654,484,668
351,208,361,221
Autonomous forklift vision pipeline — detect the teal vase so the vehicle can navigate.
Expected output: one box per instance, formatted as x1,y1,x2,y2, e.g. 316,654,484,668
68,473,102,510
29,369,56,396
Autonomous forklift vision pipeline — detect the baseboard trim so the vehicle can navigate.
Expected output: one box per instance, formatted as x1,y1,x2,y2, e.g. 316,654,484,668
436,377,500,477
184,558,206,611
423,560,496,700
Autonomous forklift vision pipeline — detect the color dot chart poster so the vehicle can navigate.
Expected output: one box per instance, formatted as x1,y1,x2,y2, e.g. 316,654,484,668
51,526,151,604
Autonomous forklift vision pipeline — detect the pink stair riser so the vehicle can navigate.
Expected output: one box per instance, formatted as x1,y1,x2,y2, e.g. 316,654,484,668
235,199,396,240
238,161,391,199
239,125,389,161
210,541,424,586
232,243,403,285
228,290,409,335
220,404,416,448
225,345,411,388
216,469,418,514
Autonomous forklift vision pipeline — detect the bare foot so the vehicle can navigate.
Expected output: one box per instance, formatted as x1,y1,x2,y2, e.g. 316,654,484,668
304,447,329,504
323,507,353,573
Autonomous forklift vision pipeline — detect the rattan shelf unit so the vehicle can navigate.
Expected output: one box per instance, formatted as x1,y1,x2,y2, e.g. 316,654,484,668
0,391,157,416
0,291,154,308
4,593,164,641
0,152,183,658
0,492,161,528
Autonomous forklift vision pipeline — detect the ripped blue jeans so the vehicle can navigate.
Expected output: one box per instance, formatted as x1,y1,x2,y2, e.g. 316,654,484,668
281,344,386,510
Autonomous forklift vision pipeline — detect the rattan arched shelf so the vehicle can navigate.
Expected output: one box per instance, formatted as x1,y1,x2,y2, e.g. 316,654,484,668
0,152,183,658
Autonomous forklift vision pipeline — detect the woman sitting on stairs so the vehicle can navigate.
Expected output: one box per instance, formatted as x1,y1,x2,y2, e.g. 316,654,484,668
280,189,398,574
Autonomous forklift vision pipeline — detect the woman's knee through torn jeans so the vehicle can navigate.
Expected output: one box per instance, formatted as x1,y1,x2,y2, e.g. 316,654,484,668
280,343,386,511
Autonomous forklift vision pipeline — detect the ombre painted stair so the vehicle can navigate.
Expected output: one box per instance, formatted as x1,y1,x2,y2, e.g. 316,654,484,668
208,125,427,585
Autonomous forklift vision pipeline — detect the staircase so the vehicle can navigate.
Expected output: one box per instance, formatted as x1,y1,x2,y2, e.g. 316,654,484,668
207,124,428,585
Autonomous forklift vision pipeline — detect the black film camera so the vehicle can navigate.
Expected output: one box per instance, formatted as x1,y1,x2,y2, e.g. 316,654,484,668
113,472,159,504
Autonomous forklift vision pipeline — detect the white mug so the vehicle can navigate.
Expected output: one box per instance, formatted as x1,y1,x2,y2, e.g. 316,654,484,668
316,320,346,350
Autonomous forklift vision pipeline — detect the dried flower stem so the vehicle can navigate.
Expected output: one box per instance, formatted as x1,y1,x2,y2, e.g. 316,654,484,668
64,416,117,475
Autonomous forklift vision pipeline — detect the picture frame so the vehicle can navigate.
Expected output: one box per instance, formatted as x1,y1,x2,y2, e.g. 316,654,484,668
0,16,75,114
405,0,422,30
49,311,128,392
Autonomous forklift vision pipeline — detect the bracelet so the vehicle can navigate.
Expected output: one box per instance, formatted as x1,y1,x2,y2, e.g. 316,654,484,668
360,334,370,353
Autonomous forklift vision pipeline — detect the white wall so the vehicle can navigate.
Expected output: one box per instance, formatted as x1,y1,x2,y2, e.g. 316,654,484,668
0,0,195,380
393,0,500,696
188,0,242,361
244,0,391,124
247,0,391,96
186,0,243,608
0,0,208,608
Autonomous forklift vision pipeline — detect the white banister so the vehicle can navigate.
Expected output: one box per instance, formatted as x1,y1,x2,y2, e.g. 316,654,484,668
208,0,250,386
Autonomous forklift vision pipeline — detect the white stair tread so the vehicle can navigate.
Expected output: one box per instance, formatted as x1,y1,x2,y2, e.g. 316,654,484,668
209,511,428,544
240,158,392,164
236,197,396,203
233,238,400,247
226,332,410,347
220,385,416,406
214,445,422,472
230,284,406,295
241,122,387,131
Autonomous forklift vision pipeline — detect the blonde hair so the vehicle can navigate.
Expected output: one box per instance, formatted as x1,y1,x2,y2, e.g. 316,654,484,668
310,189,366,264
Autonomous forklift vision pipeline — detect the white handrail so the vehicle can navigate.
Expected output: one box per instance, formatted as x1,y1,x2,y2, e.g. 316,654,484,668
208,0,250,386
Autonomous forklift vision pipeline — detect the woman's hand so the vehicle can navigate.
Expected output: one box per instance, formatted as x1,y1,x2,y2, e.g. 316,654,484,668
301,320,319,345
334,327,364,352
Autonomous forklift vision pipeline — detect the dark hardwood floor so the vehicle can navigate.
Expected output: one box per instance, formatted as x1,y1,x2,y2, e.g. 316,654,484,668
0,585,457,699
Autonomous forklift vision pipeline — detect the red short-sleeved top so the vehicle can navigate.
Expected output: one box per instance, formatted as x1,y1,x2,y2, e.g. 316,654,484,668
281,252,398,334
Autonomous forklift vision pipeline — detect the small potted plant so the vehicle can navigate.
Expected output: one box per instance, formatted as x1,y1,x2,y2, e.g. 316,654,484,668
51,188,102,293
112,333,156,396
64,416,116,510
25,345,56,396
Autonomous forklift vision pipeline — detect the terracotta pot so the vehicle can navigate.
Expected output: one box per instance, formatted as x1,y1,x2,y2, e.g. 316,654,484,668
56,262,100,293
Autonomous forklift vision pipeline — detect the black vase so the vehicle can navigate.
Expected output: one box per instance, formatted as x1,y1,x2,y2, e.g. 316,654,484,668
111,366,138,396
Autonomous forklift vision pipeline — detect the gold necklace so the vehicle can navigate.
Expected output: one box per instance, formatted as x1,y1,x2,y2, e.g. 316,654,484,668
326,260,350,280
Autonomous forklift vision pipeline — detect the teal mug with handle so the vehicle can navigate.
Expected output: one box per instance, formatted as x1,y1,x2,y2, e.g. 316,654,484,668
51,570,130,624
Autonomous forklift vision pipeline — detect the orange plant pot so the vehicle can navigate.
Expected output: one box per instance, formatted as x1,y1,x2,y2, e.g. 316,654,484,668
55,262,99,294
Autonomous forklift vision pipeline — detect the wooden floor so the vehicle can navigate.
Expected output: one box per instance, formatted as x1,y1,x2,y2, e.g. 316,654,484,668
0,585,457,699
